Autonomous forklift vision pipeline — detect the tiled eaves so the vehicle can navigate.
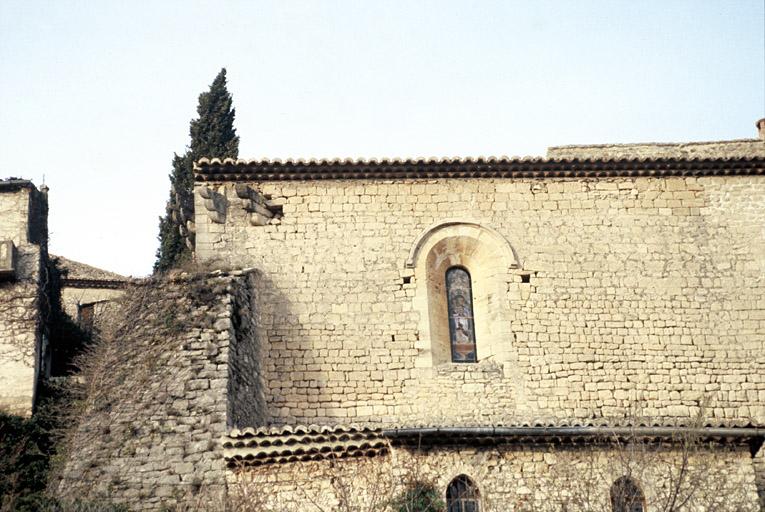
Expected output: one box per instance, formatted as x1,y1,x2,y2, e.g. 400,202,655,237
53,255,128,282
223,425,387,468
61,278,127,290
226,418,760,439
384,426,764,457
223,420,764,467
195,156,765,182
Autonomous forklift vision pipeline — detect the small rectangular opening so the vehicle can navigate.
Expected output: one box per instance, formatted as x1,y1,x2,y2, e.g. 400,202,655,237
78,303,95,332
521,274,531,284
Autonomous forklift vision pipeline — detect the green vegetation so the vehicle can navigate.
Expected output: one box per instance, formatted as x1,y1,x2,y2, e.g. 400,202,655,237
0,409,55,510
390,481,445,512
154,68,240,273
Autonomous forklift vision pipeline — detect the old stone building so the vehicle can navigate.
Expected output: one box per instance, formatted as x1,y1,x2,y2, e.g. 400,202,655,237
0,181,127,416
0,179,50,416
54,255,127,333
51,119,765,510
194,121,765,510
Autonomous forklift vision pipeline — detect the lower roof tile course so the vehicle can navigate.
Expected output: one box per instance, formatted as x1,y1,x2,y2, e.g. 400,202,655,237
223,420,765,467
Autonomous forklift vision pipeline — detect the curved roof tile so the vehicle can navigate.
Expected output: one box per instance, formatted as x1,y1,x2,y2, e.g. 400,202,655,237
194,155,765,182
222,419,763,467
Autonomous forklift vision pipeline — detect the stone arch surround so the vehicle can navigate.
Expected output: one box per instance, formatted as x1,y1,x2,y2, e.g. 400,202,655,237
409,220,519,369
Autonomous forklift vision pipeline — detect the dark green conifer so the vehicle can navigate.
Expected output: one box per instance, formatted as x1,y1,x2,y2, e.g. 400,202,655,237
154,69,239,273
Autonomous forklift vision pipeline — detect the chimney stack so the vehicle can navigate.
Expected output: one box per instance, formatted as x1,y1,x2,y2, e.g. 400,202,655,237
757,118,765,140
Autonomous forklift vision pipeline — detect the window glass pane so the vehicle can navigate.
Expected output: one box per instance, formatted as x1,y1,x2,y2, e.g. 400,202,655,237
446,267,477,362
446,475,480,512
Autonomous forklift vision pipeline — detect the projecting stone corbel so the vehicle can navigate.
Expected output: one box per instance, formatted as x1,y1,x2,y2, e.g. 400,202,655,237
234,184,252,200
233,184,279,226
198,187,226,224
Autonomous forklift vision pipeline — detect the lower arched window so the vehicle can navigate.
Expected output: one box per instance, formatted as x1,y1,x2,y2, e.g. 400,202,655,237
446,474,480,512
611,476,645,512
446,267,477,362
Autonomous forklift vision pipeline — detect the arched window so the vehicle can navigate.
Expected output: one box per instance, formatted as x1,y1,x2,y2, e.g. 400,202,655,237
446,267,477,362
409,222,519,369
611,477,645,512
446,474,480,512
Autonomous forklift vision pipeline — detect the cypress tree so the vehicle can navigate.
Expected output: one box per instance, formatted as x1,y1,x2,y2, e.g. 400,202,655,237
154,69,239,273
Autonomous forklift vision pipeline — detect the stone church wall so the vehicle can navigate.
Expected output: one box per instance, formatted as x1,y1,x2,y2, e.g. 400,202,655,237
0,182,48,416
54,270,262,510
227,445,760,511
194,174,765,427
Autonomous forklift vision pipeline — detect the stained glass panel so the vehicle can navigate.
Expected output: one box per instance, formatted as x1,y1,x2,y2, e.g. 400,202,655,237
446,267,477,363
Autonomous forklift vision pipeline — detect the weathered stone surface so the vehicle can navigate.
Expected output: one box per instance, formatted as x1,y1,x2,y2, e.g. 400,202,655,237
229,445,760,512
30,134,765,510
54,271,263,510
0,182,48,416
192,155,765,510
194,173,765,427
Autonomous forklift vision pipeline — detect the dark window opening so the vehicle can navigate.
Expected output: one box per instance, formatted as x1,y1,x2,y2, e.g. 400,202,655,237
446,474,480,512
446,267,477,363
78,303,95,332
521,274,530,283
611,476,645,512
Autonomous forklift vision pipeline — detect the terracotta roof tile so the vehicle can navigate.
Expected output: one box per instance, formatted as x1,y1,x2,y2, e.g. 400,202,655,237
223,419,764,467
223,425,387,467
195,155,765,182
52,255,128,282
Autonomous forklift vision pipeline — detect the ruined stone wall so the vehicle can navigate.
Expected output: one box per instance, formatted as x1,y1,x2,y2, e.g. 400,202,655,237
0,184,46,416
228,445,760,511
54,270,261,509
194,175,765,427
547,139,765,159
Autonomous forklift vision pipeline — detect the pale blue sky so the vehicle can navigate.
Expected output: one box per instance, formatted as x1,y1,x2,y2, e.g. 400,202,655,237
0,1,763,276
